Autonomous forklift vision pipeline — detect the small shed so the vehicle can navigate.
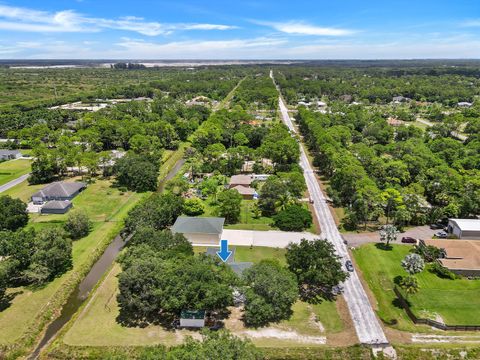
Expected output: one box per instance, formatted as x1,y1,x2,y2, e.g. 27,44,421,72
41,200,73,214
180,310,205,328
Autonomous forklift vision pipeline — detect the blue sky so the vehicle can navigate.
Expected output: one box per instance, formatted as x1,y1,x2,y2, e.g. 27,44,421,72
0,0,479,59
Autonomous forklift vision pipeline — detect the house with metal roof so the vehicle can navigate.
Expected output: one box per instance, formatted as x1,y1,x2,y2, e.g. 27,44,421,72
447,219,480,240
171,216,224,245
31,181,86,204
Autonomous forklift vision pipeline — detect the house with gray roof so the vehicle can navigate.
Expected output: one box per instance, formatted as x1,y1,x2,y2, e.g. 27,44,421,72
41,200,73,214
205,247,253,275
171,216,224,245
32,181,86,204
0,150,22,161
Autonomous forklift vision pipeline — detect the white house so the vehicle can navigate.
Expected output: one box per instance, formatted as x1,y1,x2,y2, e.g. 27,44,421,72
171,217,224,245
447,219,480,240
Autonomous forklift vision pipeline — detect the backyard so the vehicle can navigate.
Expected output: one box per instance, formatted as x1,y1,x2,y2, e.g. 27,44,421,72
0,158,31,186
0,178,149,346
60,246,344,349
353,243,480,331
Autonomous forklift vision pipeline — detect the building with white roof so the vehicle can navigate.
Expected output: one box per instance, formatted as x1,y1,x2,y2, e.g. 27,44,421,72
447,219,480,240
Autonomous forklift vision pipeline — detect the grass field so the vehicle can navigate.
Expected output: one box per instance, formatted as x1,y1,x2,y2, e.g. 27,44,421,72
0,158,31,186
0,179,149,346
353,243,480,331
62,246,344,348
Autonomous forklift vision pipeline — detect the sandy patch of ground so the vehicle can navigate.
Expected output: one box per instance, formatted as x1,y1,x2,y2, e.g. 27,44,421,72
412,334,480,343
242,328,326,344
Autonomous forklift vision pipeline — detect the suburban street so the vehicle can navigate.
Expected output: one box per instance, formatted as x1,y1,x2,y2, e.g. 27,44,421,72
271,71,394,353
0,173,29,193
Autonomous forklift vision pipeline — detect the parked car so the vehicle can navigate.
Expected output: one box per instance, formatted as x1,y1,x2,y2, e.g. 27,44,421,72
430,223,443,230
345,260,354,272
401,237,417,244
435,231,448,238
332,284,344,295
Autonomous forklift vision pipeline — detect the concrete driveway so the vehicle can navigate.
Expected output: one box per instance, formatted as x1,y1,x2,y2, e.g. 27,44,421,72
219,229,319,248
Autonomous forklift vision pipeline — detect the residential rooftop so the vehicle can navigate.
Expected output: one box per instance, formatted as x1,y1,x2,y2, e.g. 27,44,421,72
171,216,225,235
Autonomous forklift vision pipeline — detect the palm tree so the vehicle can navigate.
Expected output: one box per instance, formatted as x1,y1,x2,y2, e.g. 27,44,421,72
275,193,293,212
400,275,419,299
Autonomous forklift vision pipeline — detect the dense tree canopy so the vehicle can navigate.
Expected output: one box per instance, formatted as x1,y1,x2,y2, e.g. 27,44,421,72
0,196,28,231
286,239,348,302
242,260,298,327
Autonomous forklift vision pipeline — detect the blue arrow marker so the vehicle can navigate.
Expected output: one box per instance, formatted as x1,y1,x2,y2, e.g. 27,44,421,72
216,239,232,262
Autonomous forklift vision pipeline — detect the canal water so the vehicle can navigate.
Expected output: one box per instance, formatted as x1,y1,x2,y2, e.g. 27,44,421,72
29,158,185,359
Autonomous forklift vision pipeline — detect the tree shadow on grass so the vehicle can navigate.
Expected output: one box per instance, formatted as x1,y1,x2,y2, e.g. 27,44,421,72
0,290,23,312
393,275,403,286
375,243,393,251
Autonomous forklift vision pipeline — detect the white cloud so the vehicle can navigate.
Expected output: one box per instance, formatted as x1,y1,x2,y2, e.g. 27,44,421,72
461,19,480,27
0,4,236,36
255,20,354,36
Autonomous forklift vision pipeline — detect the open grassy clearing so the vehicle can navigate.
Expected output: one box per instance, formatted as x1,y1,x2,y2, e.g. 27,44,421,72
61,246,344,348
0,179,149,346
0,158,31,186
353,243,480,331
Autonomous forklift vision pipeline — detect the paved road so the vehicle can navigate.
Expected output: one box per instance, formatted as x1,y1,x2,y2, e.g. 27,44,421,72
219,229,318,248
271,71,391,348
0,173,30,193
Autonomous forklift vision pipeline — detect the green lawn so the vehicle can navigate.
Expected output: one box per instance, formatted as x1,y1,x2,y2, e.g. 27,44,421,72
0,179,149,346
0,158,31,186
1,178,43,202
353,243,480,331
61,245,344,348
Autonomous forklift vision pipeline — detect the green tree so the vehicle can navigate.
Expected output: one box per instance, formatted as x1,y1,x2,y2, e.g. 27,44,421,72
183,198,205,216
24,228,72,284
286,239,348,302
399,275,419,299
379,224,399,248
242,260,298,327
217,189,242,224
0,196,28,231
124,193,184,234
165,330,262,360
273,205,312,231
117,254,235,325
114,153,158,192
63,210,91,240
401,253,425,275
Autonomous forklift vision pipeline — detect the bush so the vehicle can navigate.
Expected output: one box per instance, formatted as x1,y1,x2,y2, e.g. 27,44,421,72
429,262,458,280
64,210,91,240
273,204,312,231
183,198,205,216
